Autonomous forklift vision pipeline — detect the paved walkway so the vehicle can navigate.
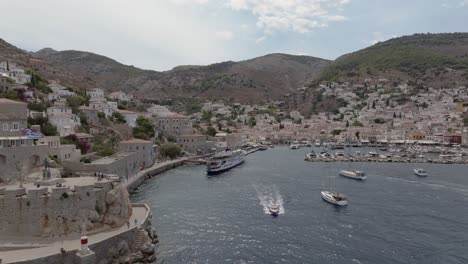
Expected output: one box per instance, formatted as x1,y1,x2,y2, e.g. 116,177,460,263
0,206,148,264
124,158,186,188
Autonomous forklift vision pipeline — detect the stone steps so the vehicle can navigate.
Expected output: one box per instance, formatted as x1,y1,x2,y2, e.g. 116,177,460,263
133,229,146,251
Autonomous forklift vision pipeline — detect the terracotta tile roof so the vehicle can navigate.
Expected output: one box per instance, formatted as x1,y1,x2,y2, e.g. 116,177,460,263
75,133,94,138
157,113,189,119
120,138,152,144
0,98,26,105
177,134,206,138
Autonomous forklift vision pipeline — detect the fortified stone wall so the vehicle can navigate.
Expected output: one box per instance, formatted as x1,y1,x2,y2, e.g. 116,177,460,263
0,181,132,237
0,144,48,184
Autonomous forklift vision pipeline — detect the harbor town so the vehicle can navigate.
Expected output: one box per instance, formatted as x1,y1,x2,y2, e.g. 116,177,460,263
1,0,468,258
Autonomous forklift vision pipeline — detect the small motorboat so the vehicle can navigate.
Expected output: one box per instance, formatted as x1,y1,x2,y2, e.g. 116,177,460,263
269,204,280,216
258,145,268,151
339,170,367,180
414,168,428,177
321,191,348,206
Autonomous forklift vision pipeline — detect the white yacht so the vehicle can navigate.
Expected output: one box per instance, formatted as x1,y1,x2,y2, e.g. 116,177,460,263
289,144,300,149
207,149,246,175
414,168,428,177
339,170,367,180
321,191,348,206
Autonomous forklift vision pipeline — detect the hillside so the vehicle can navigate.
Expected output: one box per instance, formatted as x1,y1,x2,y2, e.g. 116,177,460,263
0,39,97,90
319,33,468,86
32,49,331,103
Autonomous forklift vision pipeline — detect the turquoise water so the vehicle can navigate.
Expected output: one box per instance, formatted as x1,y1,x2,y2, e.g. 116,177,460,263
131,147,468,264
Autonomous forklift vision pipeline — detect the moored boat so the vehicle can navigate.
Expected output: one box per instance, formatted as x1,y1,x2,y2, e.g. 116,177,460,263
289,144,300,149
413,168,428,177
207,149,246,175
258,145,268,151
339,170,367,180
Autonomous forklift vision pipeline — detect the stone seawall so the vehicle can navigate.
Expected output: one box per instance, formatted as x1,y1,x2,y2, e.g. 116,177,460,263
125,159,186,192
13,204,153,264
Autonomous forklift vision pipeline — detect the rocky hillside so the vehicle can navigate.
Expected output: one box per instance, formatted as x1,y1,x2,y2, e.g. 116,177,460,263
0,38,97,90
32,49,331,103
286,33,468,116
319,33,468,87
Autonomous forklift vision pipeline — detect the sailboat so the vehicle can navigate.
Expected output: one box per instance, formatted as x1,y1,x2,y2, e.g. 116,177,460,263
321,154,348,206
339,139,367,180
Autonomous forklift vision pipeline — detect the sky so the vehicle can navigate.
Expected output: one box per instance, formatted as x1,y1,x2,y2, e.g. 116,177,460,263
1,0,467,71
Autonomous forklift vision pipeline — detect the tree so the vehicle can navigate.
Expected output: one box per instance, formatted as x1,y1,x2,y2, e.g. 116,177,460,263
372,100,376,109
42,122,58,136
352,120,363,127
4,90,18,100
248,117,256,127
67,95,88,113
355,131,360,140
346,120,349,128
386,97,390,107
393,112,397,118
112,112,126,124
133,116,155,139
206,126,217,137
166,135,176,142
399,112,402,118
160,143,182,159
28,101,50,112
97,112,105,119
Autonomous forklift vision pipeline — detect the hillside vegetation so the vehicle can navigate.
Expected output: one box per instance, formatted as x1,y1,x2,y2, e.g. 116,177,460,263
321,33,468,81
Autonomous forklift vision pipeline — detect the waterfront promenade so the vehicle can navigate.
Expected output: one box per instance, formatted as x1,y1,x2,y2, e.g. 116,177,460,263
125,158,187,191
1,205,149,263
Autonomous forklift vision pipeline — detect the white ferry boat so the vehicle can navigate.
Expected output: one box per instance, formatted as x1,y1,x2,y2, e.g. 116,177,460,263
207,149,246,175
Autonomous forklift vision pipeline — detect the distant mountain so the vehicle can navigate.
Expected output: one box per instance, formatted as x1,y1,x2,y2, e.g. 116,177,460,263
32,50,331,103
319,33,468,86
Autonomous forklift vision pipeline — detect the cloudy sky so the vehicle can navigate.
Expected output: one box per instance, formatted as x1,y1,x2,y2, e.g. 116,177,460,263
1,0,467,71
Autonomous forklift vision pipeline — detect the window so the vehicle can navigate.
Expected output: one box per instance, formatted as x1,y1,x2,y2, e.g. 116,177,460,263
2,123,7,131
13,123,19,131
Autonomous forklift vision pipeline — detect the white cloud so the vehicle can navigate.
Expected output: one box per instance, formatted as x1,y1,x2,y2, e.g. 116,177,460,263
215,30,235,40
255,35,267,44
368,32,396,45
226,0,350,34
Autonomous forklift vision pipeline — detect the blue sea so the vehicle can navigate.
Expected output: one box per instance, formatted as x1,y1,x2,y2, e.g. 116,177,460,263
131,147,468,264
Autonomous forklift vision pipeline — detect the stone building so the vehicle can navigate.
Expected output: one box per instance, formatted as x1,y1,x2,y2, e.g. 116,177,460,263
86,87,105,98
147,104,172,117
0,75,11,92
64,138,158,182
176,134,214,155
37,136,81,162
119,138,157,167
154,113,192,136
0,99,48,184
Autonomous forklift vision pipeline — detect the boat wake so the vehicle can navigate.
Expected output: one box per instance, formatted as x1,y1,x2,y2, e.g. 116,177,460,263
253,185,285,215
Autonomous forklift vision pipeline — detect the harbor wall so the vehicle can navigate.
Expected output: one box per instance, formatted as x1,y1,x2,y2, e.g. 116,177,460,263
14,204,152,264
125,159,185,192
0,181,127,237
